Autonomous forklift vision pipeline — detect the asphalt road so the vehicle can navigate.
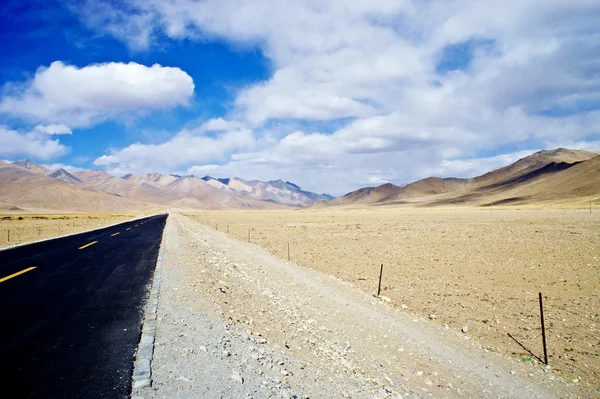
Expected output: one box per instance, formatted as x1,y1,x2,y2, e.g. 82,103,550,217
0,214,167,398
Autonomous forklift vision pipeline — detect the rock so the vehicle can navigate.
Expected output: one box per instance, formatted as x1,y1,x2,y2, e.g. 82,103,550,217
401,304,408,309
462,326,469,333
510,370,516,375
429,313,436,320
380,295,392,303
416,371,423,376
231,371,244,384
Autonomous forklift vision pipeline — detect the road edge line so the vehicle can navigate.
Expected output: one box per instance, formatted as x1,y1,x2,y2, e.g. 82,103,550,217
131,215,167,390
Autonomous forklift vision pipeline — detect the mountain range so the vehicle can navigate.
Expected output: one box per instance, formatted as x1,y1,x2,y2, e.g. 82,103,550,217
0,161,333,213
1,147,598,213
313,148,600,209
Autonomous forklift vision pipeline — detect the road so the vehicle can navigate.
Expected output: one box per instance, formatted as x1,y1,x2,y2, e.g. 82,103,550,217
0,214,167,398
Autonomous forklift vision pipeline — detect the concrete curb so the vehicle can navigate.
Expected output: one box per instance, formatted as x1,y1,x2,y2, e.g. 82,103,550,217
131,215,167,390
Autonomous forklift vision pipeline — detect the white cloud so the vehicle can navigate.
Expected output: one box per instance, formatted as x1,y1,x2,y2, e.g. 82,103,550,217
77,0,600,194
0,61,194,127
41,163,85,173
200,118,245,132
33,124,72,135
93,124,255,175
0,126,69,161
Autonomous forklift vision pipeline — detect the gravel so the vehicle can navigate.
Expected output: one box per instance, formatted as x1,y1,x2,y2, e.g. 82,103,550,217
132,214,586,399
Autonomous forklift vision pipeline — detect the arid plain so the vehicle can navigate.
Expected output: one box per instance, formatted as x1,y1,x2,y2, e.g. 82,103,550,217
185,207,600,390
0,214,138,248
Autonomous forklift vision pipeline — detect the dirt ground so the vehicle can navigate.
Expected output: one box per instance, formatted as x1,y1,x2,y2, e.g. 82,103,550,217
0,214,141,249
136,213,584,399
184,208,600,392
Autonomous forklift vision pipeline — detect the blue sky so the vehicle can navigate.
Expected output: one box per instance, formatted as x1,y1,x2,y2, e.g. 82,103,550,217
1,0,599,195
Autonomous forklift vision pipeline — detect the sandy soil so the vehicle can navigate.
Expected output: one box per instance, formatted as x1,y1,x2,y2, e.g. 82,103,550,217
0,214,143,249
183,208,600,394
134,213,588,398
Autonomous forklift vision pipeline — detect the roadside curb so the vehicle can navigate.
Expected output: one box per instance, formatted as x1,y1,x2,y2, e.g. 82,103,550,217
131,215,167,390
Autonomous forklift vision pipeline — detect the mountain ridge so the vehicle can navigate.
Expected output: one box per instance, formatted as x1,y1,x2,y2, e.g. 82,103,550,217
2,161,333,212
314,148,600,209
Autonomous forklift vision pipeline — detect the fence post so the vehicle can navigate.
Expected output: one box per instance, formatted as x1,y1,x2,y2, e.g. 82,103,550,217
287,242,290,261
377,264,384,297
539,292,548,365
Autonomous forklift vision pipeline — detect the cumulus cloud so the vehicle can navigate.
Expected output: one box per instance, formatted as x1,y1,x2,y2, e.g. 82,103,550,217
93,123,255,174
33,124,72,135
41,163,85,172
0,126,69,161
0,61,194,127
200,118,245,132
77,0,600,193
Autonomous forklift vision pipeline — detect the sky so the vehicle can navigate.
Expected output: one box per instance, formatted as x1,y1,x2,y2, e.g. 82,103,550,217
1,0,599,195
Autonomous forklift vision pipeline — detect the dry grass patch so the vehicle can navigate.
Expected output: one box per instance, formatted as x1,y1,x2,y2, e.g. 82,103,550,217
0,213,139,248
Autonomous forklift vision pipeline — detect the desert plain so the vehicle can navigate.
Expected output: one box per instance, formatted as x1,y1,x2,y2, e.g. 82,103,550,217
184,207,600,390
0,213,139,248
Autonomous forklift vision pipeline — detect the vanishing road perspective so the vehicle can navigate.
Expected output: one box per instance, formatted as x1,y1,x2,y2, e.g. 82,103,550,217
0,215,167,398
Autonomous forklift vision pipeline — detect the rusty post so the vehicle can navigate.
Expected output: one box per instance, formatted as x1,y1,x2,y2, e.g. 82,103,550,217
287,242,290,261
7,230,9,242
539,292,548,365
377,264,384,297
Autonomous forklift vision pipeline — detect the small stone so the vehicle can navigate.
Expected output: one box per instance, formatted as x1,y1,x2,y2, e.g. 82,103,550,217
199,345,207,352
462,326,469,333
510,370,516,375
416,371,423,376
401,304,408,309
231,371,244,384
429,313,436,320
222,350,231,357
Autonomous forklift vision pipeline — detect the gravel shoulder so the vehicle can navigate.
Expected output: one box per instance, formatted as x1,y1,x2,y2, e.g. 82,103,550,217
134,213,587,398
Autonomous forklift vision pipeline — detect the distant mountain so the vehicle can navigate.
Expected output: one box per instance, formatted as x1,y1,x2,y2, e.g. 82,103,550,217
72,170,114,185
12,159,50,175
315,148,600,208
47,168,84,186
200,176,333,206
3,159,333,211
0,162,159,212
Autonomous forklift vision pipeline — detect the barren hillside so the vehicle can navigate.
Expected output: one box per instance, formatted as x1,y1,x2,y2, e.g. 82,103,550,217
318,148,599,208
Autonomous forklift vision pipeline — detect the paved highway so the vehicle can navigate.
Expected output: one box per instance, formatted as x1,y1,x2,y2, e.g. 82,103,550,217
0,214,167,398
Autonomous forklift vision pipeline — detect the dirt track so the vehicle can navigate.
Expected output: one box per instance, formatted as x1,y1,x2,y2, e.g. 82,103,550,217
184,208,600,393
135,214,589,398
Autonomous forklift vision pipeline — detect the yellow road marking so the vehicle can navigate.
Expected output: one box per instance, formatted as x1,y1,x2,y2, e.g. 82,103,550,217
0,267,37,283
78,241,98,250
111,232,120,237
126,228,131,231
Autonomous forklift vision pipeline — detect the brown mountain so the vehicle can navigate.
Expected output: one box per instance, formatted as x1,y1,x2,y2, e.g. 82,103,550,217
2,160,329,212
72,170,114,185
0,162,160,213
317,148,599,208
12,159,50,175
